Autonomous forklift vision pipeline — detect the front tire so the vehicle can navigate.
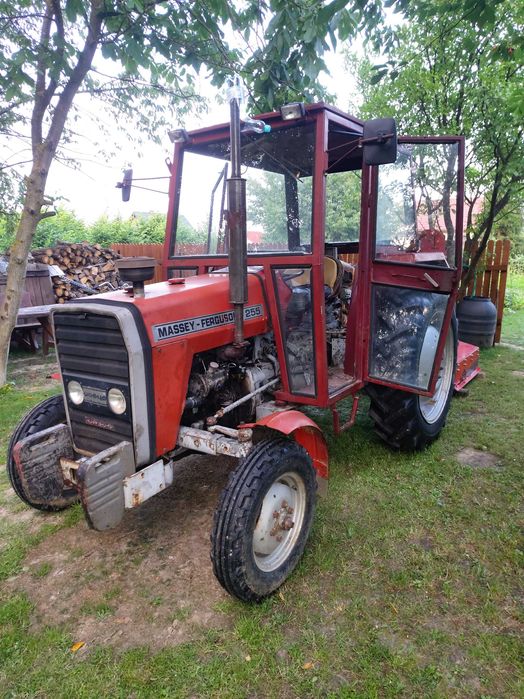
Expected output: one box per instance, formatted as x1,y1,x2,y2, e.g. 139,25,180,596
367,318,457,451
211,438,317,602
7,395,77,511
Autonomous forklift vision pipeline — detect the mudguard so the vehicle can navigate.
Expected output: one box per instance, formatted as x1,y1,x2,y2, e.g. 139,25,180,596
249,410,329,488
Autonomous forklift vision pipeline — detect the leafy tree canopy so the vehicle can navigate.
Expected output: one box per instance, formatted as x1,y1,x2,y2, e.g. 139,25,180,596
355,0,523,285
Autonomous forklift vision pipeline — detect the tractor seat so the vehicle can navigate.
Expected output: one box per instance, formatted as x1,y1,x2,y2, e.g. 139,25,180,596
288,256,343,293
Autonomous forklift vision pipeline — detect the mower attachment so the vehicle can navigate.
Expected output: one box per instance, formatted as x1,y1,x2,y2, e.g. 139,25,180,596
12,424,76,509
76,441,135,531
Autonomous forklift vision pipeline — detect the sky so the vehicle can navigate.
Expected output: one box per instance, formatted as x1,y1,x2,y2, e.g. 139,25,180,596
39,50,359,224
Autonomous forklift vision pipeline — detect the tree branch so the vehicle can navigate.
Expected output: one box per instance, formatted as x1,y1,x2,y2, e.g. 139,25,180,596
31,0,53,154
45,0,104,156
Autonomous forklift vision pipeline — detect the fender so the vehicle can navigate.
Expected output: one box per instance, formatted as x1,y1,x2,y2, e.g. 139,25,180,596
249,410,329,493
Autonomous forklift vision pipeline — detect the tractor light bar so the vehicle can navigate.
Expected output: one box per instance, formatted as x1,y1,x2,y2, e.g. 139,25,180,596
280,102,306,121
168,128,189,144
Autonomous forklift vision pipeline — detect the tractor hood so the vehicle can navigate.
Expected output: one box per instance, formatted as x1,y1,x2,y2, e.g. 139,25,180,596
65,271,270,351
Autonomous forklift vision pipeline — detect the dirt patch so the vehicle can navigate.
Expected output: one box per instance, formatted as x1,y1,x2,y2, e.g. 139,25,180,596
455,448,501,470
376,630,416,656
461,406,487,417
5,454,237,651
9,363,55,376
0,505,41,525
511,370,524,378
8,359,59,392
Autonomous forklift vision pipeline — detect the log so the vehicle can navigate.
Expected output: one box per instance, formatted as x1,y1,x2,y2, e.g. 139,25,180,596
30,241,123,302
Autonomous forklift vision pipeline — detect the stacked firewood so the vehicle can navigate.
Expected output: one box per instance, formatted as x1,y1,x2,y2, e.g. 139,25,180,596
31,242,122,303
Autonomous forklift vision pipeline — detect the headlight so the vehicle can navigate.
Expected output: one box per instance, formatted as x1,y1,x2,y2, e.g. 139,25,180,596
108,387,126,415
67,380,84,405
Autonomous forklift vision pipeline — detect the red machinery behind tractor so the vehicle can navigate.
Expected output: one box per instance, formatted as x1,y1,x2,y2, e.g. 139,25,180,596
8,101,469,602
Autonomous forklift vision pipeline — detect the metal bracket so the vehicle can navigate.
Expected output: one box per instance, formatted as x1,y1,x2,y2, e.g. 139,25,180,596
123,458,174,509
331,396,360,436
177,426,252,458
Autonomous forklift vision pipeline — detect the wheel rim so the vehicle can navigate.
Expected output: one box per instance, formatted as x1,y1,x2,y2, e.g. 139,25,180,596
419,329,454,424
252,471,307,572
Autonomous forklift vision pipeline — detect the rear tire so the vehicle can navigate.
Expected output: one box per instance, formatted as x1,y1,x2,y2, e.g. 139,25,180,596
367,318,457,451
7,395,77,511
211,438,316,602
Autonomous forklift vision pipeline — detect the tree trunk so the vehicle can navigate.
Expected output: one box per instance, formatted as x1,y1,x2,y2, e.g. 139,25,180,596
0,1,103,386
0,157,49,385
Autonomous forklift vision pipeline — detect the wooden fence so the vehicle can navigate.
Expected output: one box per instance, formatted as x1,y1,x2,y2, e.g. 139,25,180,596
112,238,511,343
464,238,511,343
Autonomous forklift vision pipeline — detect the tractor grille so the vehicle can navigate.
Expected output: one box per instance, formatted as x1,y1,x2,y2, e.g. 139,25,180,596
54,311,133,454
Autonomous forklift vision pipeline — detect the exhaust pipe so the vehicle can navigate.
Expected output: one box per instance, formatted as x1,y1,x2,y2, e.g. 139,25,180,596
227,94,248,345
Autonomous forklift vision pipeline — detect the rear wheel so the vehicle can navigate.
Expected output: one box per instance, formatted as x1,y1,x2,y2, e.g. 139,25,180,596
211,438,316,602
367,318,457,451
7,395,77,511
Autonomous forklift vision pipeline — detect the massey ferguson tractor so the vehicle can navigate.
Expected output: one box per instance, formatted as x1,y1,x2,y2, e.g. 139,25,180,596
7,100,465,602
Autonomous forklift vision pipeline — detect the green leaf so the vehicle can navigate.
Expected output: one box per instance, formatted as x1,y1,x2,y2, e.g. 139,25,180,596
65,0,83,22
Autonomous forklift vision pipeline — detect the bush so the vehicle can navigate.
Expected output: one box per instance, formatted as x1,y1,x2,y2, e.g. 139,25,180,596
504,288,524,311
509,253,524,277
33,210,88,247
0,209,169,254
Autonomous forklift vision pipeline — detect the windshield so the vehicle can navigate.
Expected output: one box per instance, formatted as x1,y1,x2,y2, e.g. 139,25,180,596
170,123,315,256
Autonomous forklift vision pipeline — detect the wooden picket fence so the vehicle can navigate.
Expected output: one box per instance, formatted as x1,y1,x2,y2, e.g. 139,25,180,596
111,238,511,343
464,238,511,343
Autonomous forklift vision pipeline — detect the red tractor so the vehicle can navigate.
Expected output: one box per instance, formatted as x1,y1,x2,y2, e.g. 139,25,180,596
7,101,465,602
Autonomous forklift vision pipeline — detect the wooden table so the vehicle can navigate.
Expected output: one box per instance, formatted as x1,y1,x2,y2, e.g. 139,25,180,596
15,304,55,355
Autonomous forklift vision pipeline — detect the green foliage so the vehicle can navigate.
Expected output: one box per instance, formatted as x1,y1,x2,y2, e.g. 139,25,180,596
355,0,524,275
509,253,524,276
87,213,168,246
0,209,169,252
503,275,524,342
325,170,362,241
0,0,408,228
0,213,19,252
504,287,524,311
32,209,87,248
246,169,360,249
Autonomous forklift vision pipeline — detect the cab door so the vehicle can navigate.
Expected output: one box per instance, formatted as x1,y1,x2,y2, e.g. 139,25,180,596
362,136,464,395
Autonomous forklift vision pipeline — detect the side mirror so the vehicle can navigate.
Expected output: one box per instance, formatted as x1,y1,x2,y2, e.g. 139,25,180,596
116,168,133,202
362,118,397,166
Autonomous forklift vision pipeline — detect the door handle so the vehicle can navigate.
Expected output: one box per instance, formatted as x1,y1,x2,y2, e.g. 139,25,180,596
423,272,439,288
388,271,441,289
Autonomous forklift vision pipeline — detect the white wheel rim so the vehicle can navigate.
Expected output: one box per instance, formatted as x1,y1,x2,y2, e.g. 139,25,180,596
417,325,440,388
252,471,307,572
419,329,454,424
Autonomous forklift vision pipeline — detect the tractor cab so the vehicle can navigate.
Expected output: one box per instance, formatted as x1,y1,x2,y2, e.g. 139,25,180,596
163,103,464,423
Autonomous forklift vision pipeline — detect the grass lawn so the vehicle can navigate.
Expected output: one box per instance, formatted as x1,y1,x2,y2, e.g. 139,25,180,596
503,274,524,347
0,332,523,698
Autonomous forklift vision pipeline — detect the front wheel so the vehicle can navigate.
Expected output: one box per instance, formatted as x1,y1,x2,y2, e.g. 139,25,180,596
211,438,317,602
7,395,78,511
367,318,457,451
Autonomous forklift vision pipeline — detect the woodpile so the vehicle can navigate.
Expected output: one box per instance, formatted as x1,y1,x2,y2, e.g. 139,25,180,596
31,242,122,303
